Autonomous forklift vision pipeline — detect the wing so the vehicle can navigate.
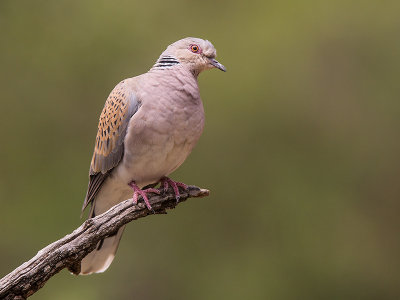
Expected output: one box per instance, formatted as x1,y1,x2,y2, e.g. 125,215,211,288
82,81,140,213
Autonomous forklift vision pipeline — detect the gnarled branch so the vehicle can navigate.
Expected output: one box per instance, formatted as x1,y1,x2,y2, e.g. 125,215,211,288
0,186,209,300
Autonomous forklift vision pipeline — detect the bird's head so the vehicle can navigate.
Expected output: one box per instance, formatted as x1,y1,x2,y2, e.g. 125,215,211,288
155,37,226,76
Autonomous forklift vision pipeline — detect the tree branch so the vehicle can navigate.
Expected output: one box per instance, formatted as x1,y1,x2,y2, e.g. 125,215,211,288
0,185,209,300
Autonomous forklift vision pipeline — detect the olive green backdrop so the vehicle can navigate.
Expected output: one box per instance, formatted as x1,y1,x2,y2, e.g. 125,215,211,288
1,0,399,299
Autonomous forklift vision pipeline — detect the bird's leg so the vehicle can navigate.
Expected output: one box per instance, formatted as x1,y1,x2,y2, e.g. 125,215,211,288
128,181,160,211
160,176,188,202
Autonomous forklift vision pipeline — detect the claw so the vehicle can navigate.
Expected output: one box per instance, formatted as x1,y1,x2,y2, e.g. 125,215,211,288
129,181,160,210
160,177,188,202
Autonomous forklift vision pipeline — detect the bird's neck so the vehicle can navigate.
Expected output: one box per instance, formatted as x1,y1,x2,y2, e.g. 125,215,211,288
151,55,180,70
150,55,201,78
145,63,200,101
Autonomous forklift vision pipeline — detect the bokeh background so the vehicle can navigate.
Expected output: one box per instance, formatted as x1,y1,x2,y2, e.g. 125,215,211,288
1,0,400,299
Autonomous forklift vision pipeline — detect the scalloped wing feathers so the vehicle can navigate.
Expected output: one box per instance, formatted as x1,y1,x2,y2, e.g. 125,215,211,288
90,81,139,175
82,81,140,212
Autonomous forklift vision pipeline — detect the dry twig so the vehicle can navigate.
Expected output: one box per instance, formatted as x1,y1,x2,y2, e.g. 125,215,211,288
0,185,209,300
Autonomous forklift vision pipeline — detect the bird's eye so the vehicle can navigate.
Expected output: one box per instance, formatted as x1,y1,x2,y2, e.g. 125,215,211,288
190,44,200,53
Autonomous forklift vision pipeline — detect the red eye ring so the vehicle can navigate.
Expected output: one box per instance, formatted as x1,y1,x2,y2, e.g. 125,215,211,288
190,44,200,53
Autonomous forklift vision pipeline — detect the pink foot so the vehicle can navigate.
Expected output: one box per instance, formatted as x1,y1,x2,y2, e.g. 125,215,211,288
160,177,188,202
129,181,160,211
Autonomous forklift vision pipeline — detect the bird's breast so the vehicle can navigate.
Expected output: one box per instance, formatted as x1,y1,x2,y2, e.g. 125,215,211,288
116,76,204,187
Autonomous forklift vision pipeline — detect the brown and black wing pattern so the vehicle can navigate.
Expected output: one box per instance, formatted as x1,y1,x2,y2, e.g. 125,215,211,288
82,81,140,212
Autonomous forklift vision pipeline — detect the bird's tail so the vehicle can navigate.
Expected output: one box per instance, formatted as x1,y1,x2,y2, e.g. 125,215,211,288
79,176,131,275
80,225,126,275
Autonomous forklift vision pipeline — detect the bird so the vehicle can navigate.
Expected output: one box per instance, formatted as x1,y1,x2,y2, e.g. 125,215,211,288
79,37,225,275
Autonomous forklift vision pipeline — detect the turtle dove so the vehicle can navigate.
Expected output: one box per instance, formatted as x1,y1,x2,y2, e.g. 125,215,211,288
80,37,225,275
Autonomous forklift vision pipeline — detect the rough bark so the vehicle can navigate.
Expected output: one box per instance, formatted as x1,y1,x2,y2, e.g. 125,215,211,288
0,185,209,300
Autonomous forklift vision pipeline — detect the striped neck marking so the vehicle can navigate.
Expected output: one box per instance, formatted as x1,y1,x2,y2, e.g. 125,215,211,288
153,55,180,69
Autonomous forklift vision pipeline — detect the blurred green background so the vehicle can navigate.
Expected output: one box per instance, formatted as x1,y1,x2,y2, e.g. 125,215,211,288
1,0,400,299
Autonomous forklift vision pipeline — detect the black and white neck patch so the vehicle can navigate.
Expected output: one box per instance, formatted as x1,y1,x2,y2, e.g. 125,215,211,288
152,55,180,69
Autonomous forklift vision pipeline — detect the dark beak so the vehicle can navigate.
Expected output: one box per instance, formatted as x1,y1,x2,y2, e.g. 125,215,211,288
209,58,226,72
